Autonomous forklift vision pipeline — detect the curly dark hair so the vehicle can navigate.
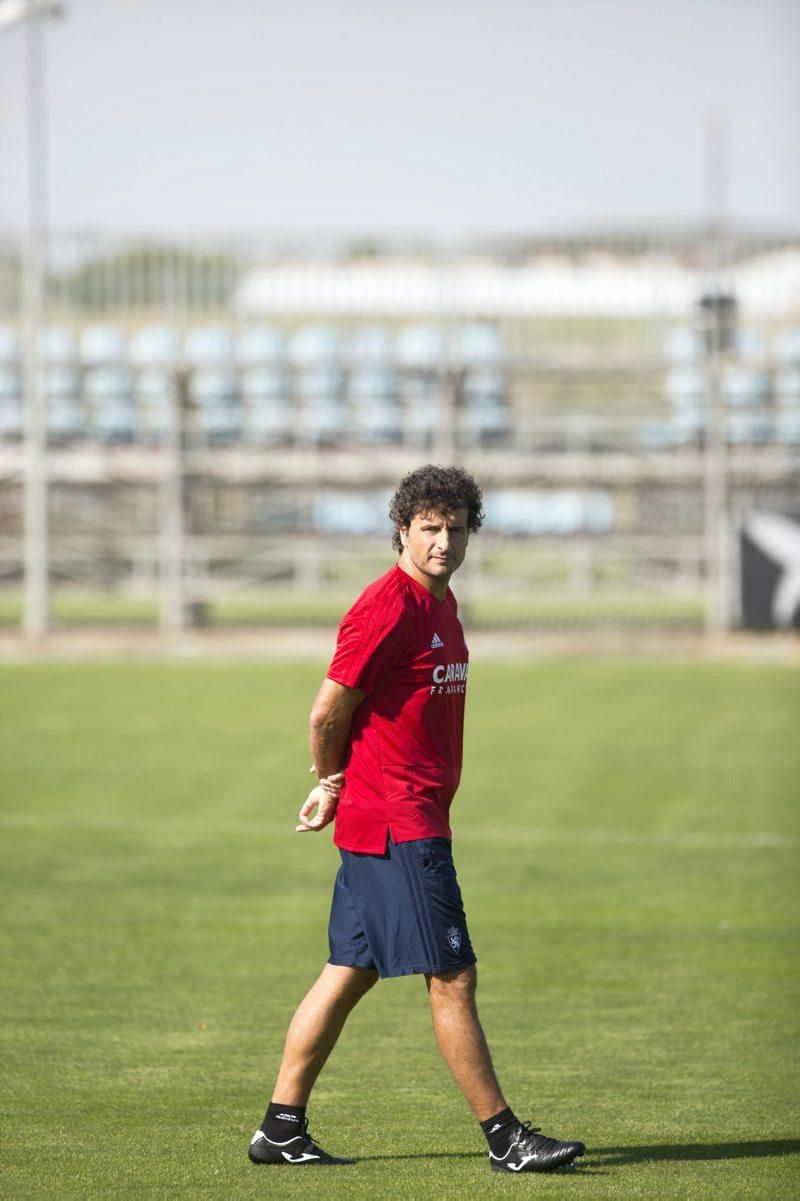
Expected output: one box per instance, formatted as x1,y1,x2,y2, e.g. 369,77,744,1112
389,464,484,552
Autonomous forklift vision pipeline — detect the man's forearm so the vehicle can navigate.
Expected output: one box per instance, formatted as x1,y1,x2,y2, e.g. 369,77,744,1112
308,678,366,784
309,709,352,780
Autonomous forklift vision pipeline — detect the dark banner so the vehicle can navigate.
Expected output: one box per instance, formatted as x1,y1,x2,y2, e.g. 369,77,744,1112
740,509,800,631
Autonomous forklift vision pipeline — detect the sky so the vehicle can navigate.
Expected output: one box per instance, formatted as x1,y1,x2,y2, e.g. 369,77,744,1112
0,0,798,240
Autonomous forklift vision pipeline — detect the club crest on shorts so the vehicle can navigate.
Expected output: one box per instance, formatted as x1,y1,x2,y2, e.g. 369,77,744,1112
446,926,462,953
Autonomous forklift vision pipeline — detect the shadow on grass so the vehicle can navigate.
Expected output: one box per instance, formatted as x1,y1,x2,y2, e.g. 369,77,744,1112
358,1141,800,1167
358,1151,486,1162
593,1141,800,1166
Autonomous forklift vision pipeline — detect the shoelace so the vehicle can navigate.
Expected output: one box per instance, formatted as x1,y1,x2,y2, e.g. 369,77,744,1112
512,1122,562,1153
299,1118,325,1150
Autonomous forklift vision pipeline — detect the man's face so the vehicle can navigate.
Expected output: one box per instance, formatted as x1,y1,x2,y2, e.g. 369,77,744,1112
399,507,470,587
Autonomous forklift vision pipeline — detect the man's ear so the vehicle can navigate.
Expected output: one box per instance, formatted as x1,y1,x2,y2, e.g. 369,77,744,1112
399,526,408,548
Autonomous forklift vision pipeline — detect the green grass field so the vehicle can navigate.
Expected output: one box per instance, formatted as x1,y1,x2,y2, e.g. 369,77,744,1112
1,661,798,1199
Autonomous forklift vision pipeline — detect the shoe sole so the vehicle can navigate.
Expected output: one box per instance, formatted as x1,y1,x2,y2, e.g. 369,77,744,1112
248,1150,354,1166
491,1149,585,1173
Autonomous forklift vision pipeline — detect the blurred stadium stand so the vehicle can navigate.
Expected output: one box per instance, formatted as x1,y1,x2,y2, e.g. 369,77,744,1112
0,231,798,633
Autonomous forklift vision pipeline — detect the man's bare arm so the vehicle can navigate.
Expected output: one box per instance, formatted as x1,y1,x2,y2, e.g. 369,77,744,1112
296,677,366,833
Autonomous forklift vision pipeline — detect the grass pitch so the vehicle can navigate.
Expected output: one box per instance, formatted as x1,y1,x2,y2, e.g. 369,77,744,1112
1,660,798,1199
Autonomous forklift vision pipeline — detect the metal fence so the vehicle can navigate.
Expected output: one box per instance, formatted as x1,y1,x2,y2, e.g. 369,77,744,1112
1,231,798,638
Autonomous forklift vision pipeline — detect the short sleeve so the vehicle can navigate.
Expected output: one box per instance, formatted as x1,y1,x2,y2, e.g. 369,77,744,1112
327,596,413,694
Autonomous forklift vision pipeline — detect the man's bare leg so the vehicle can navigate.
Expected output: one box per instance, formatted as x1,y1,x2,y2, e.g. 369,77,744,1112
425,965,506,1121
272,963,378,1105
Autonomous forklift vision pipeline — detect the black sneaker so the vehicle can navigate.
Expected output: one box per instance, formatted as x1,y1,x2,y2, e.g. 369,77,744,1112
489,1121,585,1173
248,1119,354,1166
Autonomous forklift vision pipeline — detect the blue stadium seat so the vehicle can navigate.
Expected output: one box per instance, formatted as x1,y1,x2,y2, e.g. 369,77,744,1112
401,375,440,447
136,368,176,442
735,328,765,360
665,326,704,364
455,323,502,366
723,367,769,408
236,324,286,366
459,367,509,445
397,325,445,369
669,410,706,447
665,366,709,407
773,408,800,444
241,365,290,400
43,365,83,441
484,489,614,536
130,325,181,367
775,367,800,403
665,364,708,445
85,366,135,442
296,366,345,445
40,326,78,365
290,326,341,366
638,420,674,450
190,367,241,442
777,327,800,365
0,367,22,438
185,326,235,366
349,366,401,444
241,367,293,444
726,411,770,444
81,325,127,367
0,326,19,365
350,325,393,365
313,490,393,535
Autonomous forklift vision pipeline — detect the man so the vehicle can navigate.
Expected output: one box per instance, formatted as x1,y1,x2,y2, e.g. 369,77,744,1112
248,464,585,1174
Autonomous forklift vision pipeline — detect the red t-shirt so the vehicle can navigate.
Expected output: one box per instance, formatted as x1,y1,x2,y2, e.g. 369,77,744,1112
326,563,469,853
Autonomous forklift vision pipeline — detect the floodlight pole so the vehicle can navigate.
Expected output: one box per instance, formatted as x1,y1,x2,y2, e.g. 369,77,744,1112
702,114,731,638
1,0,64,638
159,367,187,636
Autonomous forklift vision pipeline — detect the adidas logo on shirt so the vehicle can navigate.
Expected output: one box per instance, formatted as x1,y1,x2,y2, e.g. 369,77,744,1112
431,632,444,649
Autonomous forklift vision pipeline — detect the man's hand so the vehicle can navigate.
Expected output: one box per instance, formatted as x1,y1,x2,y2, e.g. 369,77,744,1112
309,766,344,798
296,779,342,832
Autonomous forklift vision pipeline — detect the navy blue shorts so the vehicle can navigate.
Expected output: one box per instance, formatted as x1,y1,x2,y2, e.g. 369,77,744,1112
327,837,476,978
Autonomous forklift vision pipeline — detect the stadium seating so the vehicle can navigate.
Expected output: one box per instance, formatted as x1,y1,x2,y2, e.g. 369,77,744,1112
459,366,510,446
396,324,446,369
313,490,394,534
241,366,293,444
85,365,136,443
295,365,346,446
185,325,235,366
0,325,19,364
43,365,83,441
81,324,126,367
0,364,22,438
41,325,78,364
190,366,241,443
455,323,503,366
136,368,176,443
664,363,708,446
483,489,615,536
2,314,798,451
349,365,401,444
663,325,781,447
236,324,286,366
350,324,394,364
290,325,341,366
130,325,181,367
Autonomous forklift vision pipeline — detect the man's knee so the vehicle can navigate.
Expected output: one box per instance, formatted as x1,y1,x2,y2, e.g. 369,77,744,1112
320,963,379,1001
351,967,379,995
426,963,478,1005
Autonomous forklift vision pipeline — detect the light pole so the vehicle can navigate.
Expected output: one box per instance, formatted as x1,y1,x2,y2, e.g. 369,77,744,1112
702,113,731,638
0,0,63,638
